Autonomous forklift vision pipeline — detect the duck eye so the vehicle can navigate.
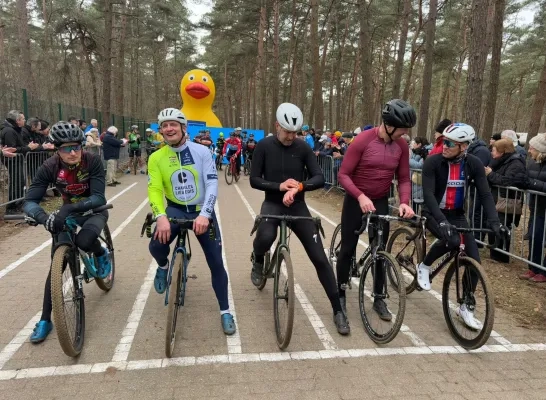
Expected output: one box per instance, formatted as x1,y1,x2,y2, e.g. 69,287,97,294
188,74,195,81
202,76,208,83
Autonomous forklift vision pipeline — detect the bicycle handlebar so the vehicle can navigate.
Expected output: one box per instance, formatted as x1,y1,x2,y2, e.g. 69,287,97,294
3,204,113,225
140,212,215,239
354,213,426,235
250,214,325,239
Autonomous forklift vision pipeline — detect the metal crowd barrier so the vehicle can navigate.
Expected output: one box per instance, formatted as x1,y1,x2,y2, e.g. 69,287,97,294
315,154,346,194
1,153,26,208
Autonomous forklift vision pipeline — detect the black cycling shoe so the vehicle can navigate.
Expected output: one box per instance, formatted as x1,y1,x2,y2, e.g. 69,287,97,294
334,311,350,335
373,299,392,321
251,262,264,287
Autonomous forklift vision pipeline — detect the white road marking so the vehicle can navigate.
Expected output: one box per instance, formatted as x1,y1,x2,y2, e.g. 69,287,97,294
214,201,242,354
234,184,338,350
309,205,512,346
0,182,138,280
0,342,544,380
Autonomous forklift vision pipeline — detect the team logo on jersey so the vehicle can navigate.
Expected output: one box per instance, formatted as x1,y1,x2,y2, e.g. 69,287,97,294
66,183,88,195
179,148,195,166
171,167,198,202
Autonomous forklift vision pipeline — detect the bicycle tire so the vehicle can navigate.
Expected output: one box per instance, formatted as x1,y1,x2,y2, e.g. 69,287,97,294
234,164,240,182
257,251,271,291
329,223,359,285
51,245,85,357
95,223,115,292
358,251,406,344
273,248,295,350
165,252,183,358
224,163,233,185
385,227,421,295
244,160,251,176
442,256,494,350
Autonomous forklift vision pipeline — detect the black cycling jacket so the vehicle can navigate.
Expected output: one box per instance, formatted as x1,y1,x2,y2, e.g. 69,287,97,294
422,153,499,227
250,135,324,203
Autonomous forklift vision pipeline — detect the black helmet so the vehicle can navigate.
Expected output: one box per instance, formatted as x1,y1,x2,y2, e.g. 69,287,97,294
382,99,416,129
49,121,84,146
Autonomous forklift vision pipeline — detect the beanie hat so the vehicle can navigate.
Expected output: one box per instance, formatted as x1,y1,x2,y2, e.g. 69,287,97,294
491,133,501,141
501,130,518,145
529,134,546,154
335,131,342,138
435,119,452,134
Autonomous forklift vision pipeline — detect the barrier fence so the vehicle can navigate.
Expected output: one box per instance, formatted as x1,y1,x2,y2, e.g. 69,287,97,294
316,156,546,273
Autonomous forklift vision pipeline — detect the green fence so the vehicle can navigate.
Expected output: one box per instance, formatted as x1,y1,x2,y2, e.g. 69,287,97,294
0,85,150,139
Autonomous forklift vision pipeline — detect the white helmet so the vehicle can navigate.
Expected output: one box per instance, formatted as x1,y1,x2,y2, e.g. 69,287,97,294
276,103,303,131
158,108,187,126
442,123,475,143
235,127,242,131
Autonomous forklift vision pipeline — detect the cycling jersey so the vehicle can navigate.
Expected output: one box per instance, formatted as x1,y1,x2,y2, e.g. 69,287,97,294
439,159,466,210
24,152,107,223
128,133,140,150
200,136,213,148
153,133,165,149
148,141,218,219
216,138,225,152
245,139,257,151
223,137,242,155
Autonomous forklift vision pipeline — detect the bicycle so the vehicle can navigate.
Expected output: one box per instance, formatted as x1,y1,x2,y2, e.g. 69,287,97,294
215,149,223,170
140,212,215,357
4,203,115,357
224,154,240,185
386,219,501,349
243,155,252,176
250,214,325,350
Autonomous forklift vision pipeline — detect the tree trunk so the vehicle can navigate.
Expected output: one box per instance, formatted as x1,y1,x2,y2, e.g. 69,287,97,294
152,44,160,114
286,0,298,102
257,1,267,131
527,52,546,143
435,70,451,128
115,0,128,116
270,0,280,130
16,0,34,94
402,0,423,100
359,0,373,124
482,0,505,140
310,0,321,129
80,36,99,111
223,61,231,128
317,14,332,129
416,0,437,137
451,10,468,120
463,0,490,131
328,60,334,129
392,0,412,99
101,0,114,125
336,18,349,128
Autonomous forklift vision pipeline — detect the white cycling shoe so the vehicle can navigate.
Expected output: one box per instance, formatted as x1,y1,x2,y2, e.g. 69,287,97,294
416,263,431,291
456,304,483,331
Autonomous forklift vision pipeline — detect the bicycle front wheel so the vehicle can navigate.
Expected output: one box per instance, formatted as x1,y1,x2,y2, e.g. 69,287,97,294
386,227,421,295
165,252,183,358
442,256,494,350
359,251,406,344
95,223,115,292
224,163,233,185
51,245,85,357
273,248,295,350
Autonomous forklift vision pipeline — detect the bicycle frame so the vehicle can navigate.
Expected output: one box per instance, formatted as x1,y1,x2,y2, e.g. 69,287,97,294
264,220,290,277
165,229,191,306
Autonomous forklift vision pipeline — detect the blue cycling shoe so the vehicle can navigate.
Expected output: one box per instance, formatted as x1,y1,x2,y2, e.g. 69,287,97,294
221,313,236,335
96,248,112,279
154,267,168,294
30,320,53,343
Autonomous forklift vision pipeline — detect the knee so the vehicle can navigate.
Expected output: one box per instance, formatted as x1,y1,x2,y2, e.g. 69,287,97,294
75,229,98,252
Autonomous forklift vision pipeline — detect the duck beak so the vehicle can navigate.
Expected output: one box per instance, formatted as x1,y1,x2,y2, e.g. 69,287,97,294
185,82,210,99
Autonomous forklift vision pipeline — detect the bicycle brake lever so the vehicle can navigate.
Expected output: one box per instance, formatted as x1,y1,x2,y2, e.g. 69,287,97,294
250,216,262,236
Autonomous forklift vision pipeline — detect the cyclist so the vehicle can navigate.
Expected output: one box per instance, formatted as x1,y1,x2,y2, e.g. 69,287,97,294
200,129,214,151
193,130,203,144
22,121,111,343
418,123,505,330
147,108,236,335
250,103,350,335
244,133,257,161
215,132,226,170
336,99,416,321
222,128,242,176
126,125,145,174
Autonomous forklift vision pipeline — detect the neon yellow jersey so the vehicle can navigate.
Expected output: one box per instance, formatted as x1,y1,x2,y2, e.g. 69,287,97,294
147,141,218,218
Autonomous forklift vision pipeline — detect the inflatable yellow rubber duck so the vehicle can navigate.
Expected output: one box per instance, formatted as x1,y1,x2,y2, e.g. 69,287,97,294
180,69,222,127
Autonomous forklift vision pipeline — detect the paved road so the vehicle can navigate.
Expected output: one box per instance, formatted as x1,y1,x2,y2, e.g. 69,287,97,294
1,174,545,400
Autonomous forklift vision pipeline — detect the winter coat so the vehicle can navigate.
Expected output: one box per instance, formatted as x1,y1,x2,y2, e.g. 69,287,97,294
526,159,546,215
487,152,527,201
0,119,30,154
101,132,124,160
468,139,492,167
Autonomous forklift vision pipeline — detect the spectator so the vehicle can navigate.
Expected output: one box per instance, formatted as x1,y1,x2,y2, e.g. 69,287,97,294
326,130,339,146
101,126,127,187
485,139,527,262
22,117,41,145
79,120,87,131
402,134,411,146
489,133,501,151
1,110,39,213
429,119,452,156
23,117,45,182
67,116,79,125
85,119,98,133
468,134,493,241
523,134,546,282
501,130,527,158
316,134,328,151
409,137,429,206
85,128,102,155
304,125,314,148
1,146,16,158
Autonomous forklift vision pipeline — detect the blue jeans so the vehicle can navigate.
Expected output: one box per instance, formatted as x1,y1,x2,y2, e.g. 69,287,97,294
149,206,229,311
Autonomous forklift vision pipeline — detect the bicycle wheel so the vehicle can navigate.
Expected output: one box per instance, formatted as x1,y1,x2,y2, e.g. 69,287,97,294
273,248,295,350
385,227,421,295
256,251,271,291
442,256,494,350
234,162,240,182
165,252,183,358
358,251,406,344
51,245,85,357
95,223,115,292
224,163,233,185
244,160,251,176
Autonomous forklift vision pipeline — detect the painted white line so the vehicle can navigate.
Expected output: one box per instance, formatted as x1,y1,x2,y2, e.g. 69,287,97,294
112,260,157,362
109,197,149,239
0,182,138,280
0,312,41,369
214,202,242,354
234,184,338,350
309,205,512,346
1,342,545,380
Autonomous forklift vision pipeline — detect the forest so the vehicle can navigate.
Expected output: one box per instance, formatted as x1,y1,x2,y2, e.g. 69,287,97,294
1,0,545,142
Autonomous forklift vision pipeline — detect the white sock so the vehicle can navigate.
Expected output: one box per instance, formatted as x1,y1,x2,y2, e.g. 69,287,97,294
159,262,169,270
220,309,231,316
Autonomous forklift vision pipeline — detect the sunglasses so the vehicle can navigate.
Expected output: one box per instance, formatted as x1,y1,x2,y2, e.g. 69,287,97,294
59,144,82,153
442,139,460,149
